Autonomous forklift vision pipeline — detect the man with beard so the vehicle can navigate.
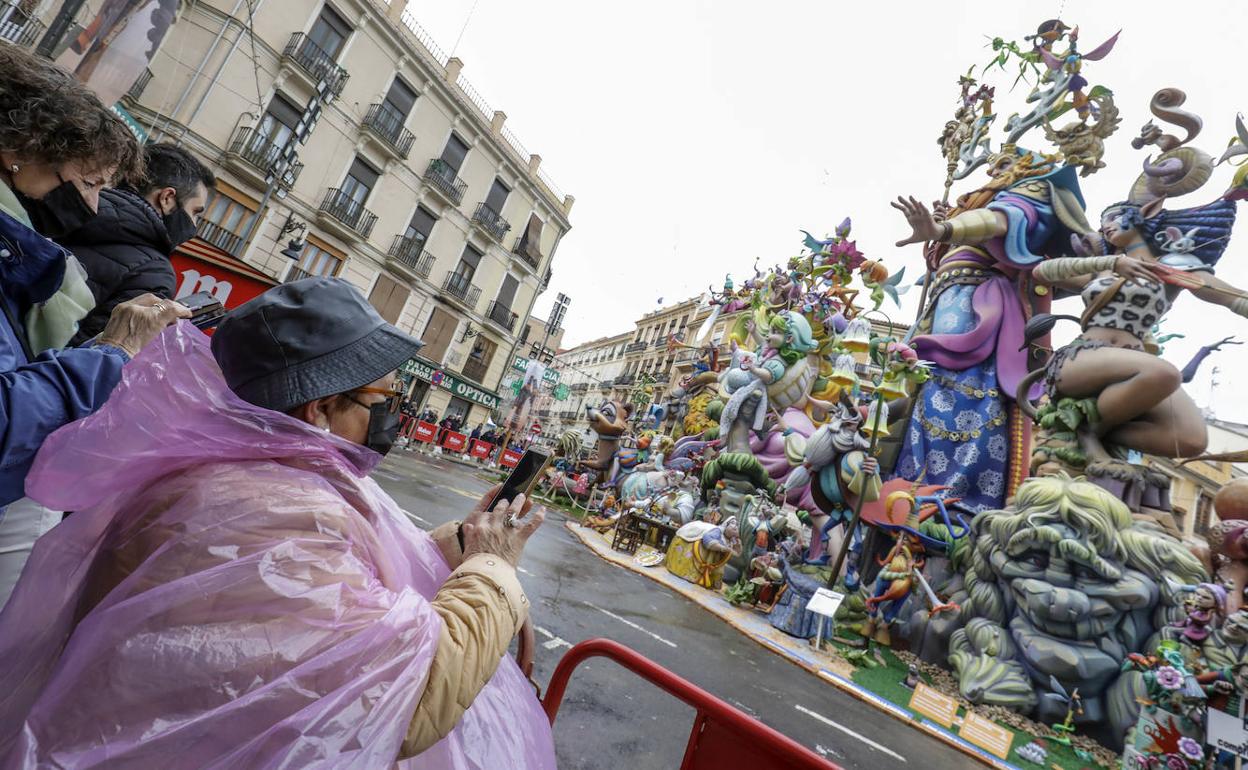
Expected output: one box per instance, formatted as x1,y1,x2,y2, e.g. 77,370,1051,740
63,143,214,345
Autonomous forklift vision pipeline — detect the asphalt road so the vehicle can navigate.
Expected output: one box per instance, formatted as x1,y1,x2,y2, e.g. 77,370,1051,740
375,449,971,770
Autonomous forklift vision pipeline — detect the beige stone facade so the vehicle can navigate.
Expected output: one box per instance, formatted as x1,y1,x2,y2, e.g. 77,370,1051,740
1145,418,1248,540
8,0,572,429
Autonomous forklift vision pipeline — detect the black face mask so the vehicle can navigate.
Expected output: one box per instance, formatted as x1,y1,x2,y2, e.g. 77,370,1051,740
363,401,402,456
162,204,197,246
16,175,96,238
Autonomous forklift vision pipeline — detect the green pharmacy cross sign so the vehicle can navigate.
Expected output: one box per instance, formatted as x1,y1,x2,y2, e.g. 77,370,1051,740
553,383,571,401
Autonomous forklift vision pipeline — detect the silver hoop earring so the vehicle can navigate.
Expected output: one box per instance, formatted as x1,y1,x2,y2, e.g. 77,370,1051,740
9,165,17,173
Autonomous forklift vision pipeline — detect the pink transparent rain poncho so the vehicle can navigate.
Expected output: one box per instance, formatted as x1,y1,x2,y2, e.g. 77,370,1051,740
0,324,557,769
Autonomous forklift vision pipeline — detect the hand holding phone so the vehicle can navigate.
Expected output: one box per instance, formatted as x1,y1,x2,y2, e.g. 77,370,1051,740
486,448,553,514
456,449,552,567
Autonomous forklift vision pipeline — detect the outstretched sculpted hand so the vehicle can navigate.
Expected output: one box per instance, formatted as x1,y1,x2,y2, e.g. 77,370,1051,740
1208,336,1243,352
891,196,944,247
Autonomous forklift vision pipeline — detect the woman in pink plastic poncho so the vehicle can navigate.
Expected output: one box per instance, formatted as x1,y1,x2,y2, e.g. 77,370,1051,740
0,278,557,769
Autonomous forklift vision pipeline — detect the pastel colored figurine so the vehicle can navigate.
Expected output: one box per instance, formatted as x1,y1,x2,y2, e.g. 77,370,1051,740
1167,583,1226,646
665,517,742,590
1026,90,1244,469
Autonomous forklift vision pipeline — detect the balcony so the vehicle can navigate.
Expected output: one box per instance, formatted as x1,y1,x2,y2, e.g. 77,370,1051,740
317,188,377,242
360,103,415,160
280,32,348,97
0,7,43,47
470,203,510,243
126,68,153,102
599,378,615,388
571,382,589,393
616,374,635,386
625,341,648,354
285,266,319,283
511,236,541,272
196,220,246,256
224,126,304,191
424,159,467,206
387,235,434,279
441,270,481,311
486,300,518,333
654,338,668,349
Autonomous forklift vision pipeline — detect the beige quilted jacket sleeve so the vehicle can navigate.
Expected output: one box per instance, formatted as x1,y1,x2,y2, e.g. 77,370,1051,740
399,523,530,758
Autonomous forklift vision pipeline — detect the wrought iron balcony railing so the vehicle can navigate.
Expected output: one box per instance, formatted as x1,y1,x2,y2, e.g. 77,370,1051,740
126,68,153,101
625,341,648,353
318,188,377,238
227,126,304,187
511,236,541,270
282,32,348,96
424,159,467,205
388,235,434,278
196,220,245,256
486,300,518,332
361,103,415,158
441,270,481,308
471,202,510,242
285,266,319,283
0,6,43,46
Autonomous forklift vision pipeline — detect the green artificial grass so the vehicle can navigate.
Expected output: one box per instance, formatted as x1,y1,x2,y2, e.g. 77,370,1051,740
531,492,589,521
821,635,1102,768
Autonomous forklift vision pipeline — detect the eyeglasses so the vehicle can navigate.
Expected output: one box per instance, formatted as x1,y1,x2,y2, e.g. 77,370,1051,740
348,384,404,415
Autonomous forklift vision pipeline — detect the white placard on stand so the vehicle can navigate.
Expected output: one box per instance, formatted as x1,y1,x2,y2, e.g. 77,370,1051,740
806,588,846,650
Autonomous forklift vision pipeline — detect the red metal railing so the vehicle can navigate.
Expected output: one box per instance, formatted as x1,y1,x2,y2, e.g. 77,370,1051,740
543,638,842,770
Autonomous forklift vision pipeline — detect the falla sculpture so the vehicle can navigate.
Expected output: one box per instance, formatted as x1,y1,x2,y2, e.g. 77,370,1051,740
568,18,1248,766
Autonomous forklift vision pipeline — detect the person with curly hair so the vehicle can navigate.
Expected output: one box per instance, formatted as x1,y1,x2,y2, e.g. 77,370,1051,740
0,43,189,607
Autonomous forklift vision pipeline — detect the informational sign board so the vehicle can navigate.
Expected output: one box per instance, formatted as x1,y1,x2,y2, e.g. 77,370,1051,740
909,683,959,728
1208,702,1248,759
959,712,1012,759
412,421,437,443
806,588,846,618
805,588,845,651
440,431,466,452
469,440,492,460
500,448,522,468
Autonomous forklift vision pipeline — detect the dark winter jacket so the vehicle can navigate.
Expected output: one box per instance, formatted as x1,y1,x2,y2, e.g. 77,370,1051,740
0,199,129,508
60,187,177,346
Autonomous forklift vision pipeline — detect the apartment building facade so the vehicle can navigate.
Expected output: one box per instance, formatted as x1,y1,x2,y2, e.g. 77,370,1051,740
7,0,573,429
542,332,631,439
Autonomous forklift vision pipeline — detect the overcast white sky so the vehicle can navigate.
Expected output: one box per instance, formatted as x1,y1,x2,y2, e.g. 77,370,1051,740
407,0,1248,421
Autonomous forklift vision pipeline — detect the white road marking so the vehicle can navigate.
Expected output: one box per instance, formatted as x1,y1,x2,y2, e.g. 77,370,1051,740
586,602,677,649
534,625,572,650
794,704,907,762
401,509,430,525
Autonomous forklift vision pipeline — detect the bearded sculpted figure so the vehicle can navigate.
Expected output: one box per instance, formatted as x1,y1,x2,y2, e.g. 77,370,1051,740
944,474,1206,747
1204,608,1248,670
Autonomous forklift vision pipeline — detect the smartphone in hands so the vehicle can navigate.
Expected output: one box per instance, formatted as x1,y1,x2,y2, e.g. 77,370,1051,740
180,291,226,330
486,448,553,513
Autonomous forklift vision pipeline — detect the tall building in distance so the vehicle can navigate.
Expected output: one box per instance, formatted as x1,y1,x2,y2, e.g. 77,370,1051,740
546,331,633,440
8,0,573,430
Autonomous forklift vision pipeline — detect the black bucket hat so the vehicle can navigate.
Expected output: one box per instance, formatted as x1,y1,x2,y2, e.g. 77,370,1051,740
211,277,423,413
